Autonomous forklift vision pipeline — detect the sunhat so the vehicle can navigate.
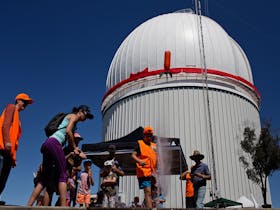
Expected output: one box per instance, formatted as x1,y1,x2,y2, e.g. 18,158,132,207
189,150,204,160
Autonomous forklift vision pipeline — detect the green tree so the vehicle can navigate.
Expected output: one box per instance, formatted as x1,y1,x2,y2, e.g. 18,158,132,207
239,122,280,207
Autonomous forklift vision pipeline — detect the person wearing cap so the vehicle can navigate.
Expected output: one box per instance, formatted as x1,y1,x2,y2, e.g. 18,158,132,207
45,132,87,207
100,160,118,208
64,132,86,172
76,159,94,207
0,93,33,197
32,132,86,207
27,105,93,207
106,144,124,177
100,144,124,207
131,126,157,208
189,150,211,208
65,132,86,207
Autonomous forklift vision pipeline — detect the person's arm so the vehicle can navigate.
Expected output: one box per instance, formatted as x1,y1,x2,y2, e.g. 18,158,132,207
179,170,188,180
88,168,94,186
69,179,76,189
102,173,117,186
65,114,79,152
204,173,211,180
131,143,146,166
112,164,124,176
65,151,74,159
204,165,211,180
78,151,87,159
100,169,105,177
131,151,146,166
2,104,15,153
193,173,211,180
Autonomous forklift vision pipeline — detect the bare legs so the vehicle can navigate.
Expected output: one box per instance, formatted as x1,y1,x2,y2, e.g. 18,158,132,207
58,182,67,206
27,183,44,206
144,187,152,208
27,182,67,206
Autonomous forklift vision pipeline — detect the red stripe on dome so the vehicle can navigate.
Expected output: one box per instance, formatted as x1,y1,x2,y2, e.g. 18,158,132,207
103,68,260,102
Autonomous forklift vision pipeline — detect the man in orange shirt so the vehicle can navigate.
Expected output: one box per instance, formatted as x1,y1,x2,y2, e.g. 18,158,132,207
0,93,33,199
132,126,157,208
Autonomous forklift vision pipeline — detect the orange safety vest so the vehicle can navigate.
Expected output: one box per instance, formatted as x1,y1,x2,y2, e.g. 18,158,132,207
136,140,157,178
185,172,194,197
0,105,21,162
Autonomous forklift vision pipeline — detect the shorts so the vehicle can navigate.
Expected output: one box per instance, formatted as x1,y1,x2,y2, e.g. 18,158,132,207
76,193,91,204
138,177,152,189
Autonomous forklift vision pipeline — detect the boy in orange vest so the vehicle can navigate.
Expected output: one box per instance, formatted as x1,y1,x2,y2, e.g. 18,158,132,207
132,126,157,208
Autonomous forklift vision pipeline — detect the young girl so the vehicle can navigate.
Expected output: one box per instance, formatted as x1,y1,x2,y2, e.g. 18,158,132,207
76,159,94,207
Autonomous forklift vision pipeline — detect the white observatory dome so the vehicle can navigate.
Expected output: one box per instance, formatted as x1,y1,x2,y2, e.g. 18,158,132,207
106,12,253,90
101,11,267,208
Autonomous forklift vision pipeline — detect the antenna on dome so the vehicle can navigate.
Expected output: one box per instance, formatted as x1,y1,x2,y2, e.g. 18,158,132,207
195,0,218,200
205,0,209,16
194,0,209,16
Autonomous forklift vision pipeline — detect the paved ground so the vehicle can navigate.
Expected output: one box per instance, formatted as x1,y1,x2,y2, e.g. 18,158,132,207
0,207,279,210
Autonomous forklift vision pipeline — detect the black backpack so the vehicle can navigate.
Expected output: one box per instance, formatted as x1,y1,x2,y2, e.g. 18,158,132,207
44,112,67,137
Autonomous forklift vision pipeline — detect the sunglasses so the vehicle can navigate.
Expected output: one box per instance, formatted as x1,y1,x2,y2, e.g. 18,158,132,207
21,100,29,106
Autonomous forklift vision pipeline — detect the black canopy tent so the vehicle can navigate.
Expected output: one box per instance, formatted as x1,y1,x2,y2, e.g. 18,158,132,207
82,127,188,175
204,197,243,208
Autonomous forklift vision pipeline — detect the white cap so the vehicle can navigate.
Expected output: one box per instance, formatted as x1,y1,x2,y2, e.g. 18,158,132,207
104,160,113,166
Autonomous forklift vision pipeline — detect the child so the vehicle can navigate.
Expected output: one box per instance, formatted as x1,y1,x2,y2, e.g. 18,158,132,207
76,159,94,207
66,168,78,206
180,171,195,208
100,160,118,208
131,196,142,208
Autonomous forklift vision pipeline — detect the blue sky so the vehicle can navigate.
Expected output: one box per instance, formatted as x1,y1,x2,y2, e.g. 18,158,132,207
0,0,279,207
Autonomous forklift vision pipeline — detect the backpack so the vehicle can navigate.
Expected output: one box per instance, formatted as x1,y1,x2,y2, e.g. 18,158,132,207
44,112,67,137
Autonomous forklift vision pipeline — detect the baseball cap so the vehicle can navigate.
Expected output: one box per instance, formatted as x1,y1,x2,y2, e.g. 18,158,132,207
104,160,113,167
15,93,33,104
143,126,154,135
78,105,94,119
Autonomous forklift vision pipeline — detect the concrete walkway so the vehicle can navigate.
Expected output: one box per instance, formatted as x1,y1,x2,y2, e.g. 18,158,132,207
0,207,279,210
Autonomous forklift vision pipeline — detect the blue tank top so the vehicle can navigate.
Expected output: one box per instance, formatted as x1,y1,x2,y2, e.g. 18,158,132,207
50,116,69,145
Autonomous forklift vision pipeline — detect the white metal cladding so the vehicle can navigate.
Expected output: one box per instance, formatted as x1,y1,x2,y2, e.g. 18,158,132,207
102,87,270,207
106,12,253,90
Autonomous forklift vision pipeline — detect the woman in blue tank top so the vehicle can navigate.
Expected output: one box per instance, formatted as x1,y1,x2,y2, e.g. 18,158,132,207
27,105,93,207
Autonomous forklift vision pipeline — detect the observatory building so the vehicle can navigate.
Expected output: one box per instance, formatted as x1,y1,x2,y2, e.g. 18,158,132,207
100,11,270,207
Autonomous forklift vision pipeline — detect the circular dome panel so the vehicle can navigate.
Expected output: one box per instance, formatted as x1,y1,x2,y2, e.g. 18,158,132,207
106,12,253,90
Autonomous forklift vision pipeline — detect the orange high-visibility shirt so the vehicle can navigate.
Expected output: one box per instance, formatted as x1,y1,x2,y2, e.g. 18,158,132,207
0,104,21,162
185,172,194,197
136,140,157,178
